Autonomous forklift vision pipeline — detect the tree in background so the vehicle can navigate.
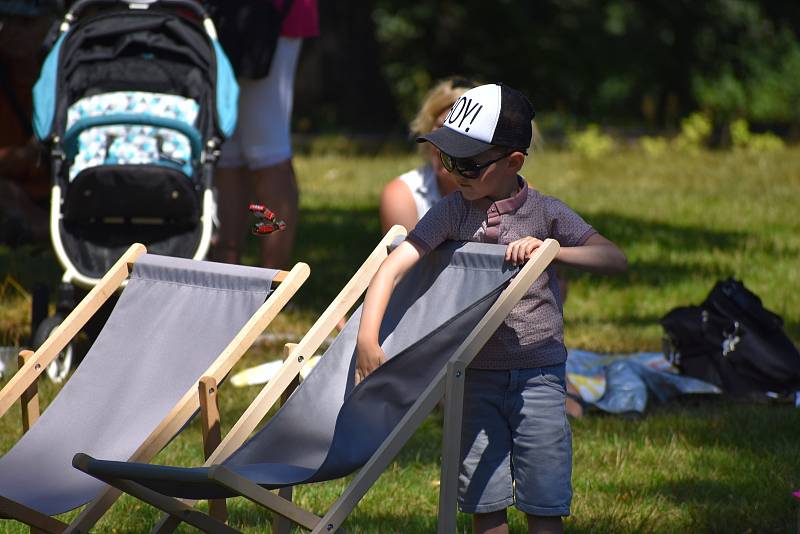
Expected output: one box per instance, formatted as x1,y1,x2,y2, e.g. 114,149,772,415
294,0,800,138
293,0,400,135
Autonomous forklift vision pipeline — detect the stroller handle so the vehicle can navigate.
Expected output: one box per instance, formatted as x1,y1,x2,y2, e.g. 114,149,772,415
67,0,209,22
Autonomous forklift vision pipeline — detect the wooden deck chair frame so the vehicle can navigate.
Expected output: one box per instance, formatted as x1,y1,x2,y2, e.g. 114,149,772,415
0,243,310,533
85,236,558,534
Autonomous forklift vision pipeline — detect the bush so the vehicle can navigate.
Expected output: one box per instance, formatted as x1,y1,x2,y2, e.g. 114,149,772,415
730,119,785,152
639,136,670,157
672,112,713,153
566,124,616,158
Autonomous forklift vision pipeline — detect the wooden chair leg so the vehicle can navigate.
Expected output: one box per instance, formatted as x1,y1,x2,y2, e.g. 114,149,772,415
272,487,294,534
438,360,466,534
18,350,39,433
272,343,300,534
199,376,228,524
0,495,67,533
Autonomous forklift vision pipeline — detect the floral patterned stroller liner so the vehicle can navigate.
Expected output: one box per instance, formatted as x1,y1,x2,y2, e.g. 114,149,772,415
66,91,200,180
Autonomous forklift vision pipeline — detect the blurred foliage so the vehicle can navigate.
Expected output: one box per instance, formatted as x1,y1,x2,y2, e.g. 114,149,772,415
730,118,786,152
639,135,670,157
361,0,800,135
673,112,714,153
566,124,617,158
635,114,784,155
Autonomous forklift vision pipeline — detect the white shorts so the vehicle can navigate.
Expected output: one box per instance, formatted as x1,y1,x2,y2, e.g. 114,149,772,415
218,37,302,169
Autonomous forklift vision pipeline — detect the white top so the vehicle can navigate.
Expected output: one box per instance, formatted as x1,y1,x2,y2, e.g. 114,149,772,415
397,163,443,221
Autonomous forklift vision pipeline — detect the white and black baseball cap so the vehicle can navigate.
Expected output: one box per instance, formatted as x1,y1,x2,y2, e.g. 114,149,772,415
417,83,535,158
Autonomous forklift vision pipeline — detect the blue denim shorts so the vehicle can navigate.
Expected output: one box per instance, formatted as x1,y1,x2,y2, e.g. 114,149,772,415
458,365,572,516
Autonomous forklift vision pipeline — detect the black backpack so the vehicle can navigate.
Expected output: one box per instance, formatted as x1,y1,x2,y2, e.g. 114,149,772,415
660,278,800,396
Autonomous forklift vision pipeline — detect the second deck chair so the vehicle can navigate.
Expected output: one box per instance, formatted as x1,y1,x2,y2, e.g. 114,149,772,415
0,244,309,532
75,238,560,533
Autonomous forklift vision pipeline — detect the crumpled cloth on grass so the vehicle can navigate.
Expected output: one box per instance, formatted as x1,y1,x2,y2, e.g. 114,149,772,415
566,349,721,415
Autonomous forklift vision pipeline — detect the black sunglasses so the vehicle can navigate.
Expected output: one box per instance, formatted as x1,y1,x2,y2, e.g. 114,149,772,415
440,151,515,179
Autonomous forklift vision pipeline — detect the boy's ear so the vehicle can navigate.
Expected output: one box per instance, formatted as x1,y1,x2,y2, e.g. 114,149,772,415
508,151,526,172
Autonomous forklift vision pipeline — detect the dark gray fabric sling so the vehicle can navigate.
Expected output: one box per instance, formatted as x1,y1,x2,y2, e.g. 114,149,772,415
77,241,518,499
0,255,277,515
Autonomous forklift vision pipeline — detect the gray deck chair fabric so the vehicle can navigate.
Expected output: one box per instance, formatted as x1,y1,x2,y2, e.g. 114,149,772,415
0,255,277,516
77,241,519,498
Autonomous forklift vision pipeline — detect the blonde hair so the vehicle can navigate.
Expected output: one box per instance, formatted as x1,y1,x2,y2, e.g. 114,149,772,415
411,77,478,157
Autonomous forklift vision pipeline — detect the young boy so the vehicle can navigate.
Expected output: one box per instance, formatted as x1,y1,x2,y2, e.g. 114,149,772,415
356,83,627,534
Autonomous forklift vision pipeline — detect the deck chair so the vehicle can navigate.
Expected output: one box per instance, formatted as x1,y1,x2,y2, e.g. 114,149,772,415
0,243,310,533
75,237,560,534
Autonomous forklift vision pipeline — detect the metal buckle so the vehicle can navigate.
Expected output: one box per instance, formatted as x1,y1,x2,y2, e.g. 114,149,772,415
721,321,741,357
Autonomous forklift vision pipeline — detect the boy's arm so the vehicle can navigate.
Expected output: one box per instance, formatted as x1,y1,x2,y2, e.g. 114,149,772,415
542,196,626,274
556,233,627,274
506,233,626,274
355,240,423,384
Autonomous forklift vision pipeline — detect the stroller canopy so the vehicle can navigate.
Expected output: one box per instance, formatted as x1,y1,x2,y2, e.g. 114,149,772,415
34,6,237,146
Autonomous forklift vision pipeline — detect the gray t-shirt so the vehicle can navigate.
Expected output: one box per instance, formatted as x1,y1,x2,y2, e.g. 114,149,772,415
407,176,596,369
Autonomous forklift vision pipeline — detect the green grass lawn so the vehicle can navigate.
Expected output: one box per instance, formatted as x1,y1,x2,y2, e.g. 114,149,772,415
1,147,799,532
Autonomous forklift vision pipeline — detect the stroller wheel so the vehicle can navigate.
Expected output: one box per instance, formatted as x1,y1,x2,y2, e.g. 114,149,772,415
33,315,75,384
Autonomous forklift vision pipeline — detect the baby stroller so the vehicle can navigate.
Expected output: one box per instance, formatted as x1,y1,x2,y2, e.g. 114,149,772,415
30,0,238,381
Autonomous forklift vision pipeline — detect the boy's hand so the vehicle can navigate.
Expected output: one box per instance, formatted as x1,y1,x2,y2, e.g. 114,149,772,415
355,343,385,385
505,237,543,266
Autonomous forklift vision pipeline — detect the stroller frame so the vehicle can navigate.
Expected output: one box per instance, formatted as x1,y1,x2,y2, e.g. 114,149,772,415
30,0,238,381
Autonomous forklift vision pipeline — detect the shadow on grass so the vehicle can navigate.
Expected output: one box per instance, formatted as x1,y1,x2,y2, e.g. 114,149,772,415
566,211,800,339
602,400,798,506
252,206,760,318
342,511,467,533
591,396,800,459
609,475,795,532
572,211,751,285
5,205,798,345
4,206,795,312
658,400,800,453
0,206,383,318
222,510,467,534
585,211,747,254
570,399,800,532
565,516,660,534
582,209,799,278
